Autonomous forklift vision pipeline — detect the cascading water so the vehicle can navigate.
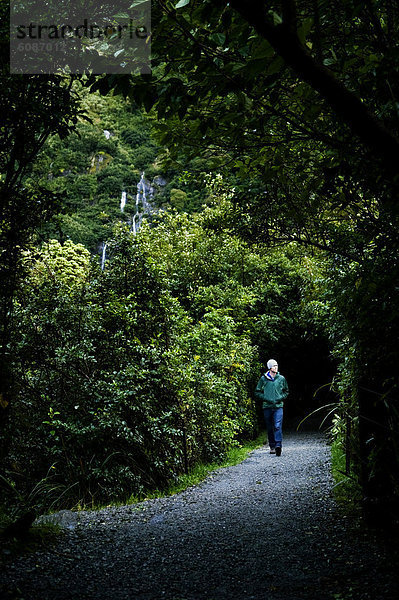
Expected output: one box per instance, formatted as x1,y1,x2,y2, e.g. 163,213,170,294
120,190,127,212
132,189,139,235
132,172,151,235
101,241,107,271
100,172,156,267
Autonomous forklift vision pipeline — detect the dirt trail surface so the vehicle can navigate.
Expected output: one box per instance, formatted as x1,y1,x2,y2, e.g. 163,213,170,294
1,432,398,600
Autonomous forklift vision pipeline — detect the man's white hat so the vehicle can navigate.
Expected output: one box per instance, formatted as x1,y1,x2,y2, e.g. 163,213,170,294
267,359,278,369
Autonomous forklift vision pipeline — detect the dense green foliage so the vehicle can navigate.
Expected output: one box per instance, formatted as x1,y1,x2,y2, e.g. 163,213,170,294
2,201,320,511
0,71,82,466
32,88,211,253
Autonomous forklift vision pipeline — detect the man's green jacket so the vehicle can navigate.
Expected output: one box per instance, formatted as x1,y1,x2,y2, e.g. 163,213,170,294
255,372,289,409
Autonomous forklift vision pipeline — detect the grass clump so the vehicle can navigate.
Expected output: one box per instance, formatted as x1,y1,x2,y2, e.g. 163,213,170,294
330,439,362,515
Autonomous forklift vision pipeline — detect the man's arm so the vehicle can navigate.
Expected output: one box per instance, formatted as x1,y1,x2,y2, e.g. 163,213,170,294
282,377,289,399
255,376,265,402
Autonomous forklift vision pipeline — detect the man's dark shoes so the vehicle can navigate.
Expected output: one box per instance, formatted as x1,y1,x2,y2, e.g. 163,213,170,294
275,446,282,456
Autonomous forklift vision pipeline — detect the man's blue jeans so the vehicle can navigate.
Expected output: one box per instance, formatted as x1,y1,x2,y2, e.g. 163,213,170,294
263,407,283,448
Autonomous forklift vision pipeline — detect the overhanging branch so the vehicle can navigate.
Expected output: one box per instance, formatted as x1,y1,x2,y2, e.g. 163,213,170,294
229,0,399,176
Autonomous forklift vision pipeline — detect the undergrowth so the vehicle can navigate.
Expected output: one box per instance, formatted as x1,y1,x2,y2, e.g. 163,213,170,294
139,432,266,501
87,432,266,510
330,439,362,516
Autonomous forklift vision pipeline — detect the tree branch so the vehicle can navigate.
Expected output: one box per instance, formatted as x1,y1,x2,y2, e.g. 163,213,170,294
229,0,399,177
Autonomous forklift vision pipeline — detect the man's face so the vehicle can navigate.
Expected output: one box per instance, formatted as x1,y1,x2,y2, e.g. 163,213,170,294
270,365,278,375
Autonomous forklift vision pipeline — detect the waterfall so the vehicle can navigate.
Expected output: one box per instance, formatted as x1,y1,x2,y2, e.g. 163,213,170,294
101,241,107,271
101,173,155,267
120,190,127,212
138,171,147,206
132,172,149,235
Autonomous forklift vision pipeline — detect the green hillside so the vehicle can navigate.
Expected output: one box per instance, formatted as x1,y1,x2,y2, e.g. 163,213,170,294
30,88,208,252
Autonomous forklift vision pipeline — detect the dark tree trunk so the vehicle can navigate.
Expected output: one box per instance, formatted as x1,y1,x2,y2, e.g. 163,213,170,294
0,212,20,461
357,372,399,529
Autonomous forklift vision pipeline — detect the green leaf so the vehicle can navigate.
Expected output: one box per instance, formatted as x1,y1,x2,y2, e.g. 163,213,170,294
266,56,285,76
210,33,226,46
252,39,275,60
297,17,314,45
246,58,270,77
268,11,282,25
175,0,190,8
129,0,149,7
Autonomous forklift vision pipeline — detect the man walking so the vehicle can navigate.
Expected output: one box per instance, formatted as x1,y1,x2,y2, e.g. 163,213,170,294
255,359,289,456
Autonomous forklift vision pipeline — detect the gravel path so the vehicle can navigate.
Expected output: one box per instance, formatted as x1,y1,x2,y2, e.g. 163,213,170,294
1,431,398,600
